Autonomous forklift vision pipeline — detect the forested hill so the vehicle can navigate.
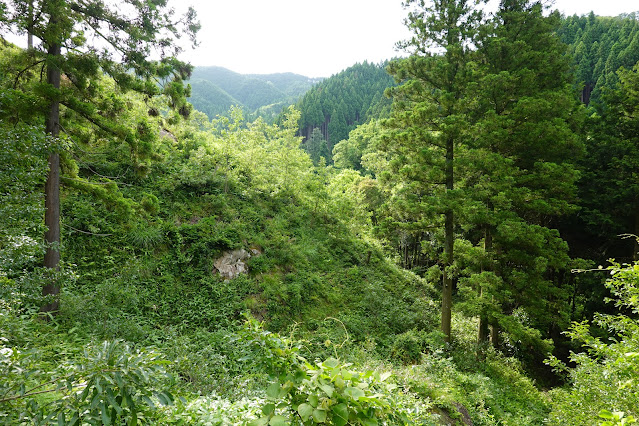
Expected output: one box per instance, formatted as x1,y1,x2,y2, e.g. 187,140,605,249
558,12,639,104
294,61,395,156
189,66,320,121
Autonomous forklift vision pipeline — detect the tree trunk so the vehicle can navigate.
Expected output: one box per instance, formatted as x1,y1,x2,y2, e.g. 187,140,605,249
27,1,34,49
490,323,500,347
441,135,454,343
41,40,62,315
478,226,492,344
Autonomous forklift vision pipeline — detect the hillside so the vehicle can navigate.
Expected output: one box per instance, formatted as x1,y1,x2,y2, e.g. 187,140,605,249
558,11,639,104
2,2,639,425
189,66,320,121
294,61,395,162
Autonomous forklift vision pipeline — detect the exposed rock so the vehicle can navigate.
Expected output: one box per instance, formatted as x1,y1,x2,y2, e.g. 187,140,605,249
435,402,473,425
452,402,473,425
213,249,256,280
159,128,177,142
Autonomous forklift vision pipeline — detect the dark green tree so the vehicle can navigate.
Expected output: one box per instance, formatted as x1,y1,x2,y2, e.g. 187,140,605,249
303,127,330,166
558,12,639,105
0,0,199,313
466,0,583,351
384,0,484,342
575,61,639,262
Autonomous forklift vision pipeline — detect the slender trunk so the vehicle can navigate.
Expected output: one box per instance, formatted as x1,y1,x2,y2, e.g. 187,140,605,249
41,40,62,315
478,226,492,344
490,323,499,347
441,135,454,343
27,1,34,49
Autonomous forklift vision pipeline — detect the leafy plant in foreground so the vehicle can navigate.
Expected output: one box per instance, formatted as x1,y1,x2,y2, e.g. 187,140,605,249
0,338,173,425
239,316,429,425
547,261,639,425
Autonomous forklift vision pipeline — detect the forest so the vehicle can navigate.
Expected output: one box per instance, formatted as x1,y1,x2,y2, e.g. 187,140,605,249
1,0,639,425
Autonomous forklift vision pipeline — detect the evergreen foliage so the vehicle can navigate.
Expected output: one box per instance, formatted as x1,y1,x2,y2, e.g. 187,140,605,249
2,2,639,425
295,61,395,160
558,12,639,105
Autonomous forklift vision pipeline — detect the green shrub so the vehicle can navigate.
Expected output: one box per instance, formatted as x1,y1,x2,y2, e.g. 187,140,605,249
390,329,446,365
547,262,639,425
237,316,434,425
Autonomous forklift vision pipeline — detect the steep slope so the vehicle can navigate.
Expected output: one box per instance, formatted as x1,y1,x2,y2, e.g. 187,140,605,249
294,61,395,159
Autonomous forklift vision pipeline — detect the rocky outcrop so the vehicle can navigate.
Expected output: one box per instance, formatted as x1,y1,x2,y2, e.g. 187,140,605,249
213,248,261,280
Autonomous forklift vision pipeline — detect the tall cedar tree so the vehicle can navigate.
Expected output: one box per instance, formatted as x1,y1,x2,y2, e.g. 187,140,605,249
385,0,483,342
467,0,582,350
0,0,199,313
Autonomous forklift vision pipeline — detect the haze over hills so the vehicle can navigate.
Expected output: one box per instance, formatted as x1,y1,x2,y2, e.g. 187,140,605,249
188,66,321,121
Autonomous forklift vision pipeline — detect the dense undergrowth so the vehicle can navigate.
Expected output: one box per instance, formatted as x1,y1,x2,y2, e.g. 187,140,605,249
1,58,637,426
0,103,568,425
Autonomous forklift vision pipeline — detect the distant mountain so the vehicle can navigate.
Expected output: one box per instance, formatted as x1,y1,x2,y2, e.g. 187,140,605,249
189,79,241,119
188,66,321,121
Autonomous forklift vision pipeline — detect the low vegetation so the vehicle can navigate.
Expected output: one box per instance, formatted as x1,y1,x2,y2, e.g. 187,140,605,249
1,0,639,425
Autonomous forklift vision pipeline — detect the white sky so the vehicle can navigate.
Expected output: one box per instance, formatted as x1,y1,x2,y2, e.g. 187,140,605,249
176,0,637,78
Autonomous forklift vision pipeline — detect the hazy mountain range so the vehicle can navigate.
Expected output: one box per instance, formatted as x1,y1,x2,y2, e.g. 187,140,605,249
188,66,322,121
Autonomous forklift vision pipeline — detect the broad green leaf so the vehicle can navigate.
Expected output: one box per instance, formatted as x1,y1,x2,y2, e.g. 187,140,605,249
312,408,327,423
344,386,365,400
250,416,270,426
319,384,334,397
308,394,319,407
332,403,349,422
266,382,280,399
298,403,313,421
263,403,276,416
362,418,379,426
334,416,348,426
323,358,339,369
599,410,614,420
269,415,288,426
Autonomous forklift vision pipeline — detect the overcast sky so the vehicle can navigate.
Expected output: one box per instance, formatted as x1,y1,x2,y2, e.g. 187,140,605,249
175,0,637,78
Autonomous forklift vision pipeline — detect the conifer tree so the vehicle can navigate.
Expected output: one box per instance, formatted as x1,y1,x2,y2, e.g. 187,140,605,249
384,0,484,341
0,0,199,313
467,0,582,349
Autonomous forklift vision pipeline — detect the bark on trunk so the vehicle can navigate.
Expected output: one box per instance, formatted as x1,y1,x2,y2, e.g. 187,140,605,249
477,227,492,344
41,40,62,315
441,135,454,343
490,324,500,347
477,225,493,345
27,0,34,49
